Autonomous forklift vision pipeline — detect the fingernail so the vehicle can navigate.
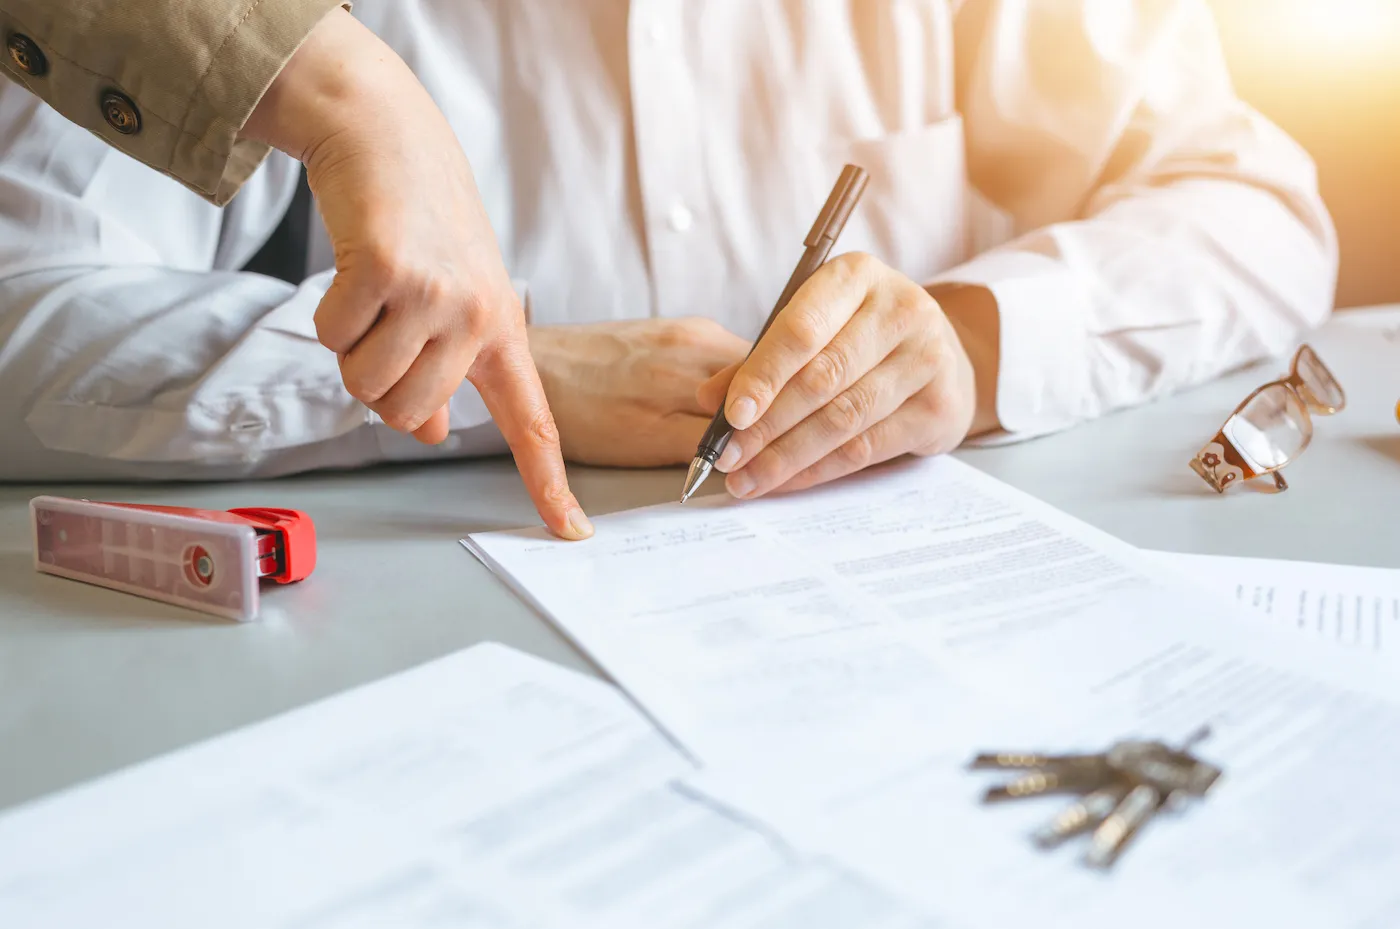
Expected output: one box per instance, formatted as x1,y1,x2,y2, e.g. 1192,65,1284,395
727,471,756,499
728,397,758,430
716,441,742,472
565,509,595,540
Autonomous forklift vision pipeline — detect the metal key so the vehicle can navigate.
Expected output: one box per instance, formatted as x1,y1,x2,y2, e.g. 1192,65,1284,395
974,738,1158,801
1084,781,1163,868
969,751,1105,771
1031,783,1133,848
971,735,1160,772
982,763,1114,802
1083,736,1223,868
1022,738,1176,850
970,725,1222,869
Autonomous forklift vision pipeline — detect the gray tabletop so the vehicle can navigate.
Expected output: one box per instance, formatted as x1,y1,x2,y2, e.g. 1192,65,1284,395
3,306,1399,813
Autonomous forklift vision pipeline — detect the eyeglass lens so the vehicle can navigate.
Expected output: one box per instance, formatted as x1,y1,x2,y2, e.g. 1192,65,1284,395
1222,383,1311,472
1293,345,1345,412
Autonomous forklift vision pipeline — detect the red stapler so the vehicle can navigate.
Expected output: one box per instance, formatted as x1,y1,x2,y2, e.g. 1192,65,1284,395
30,497,316,622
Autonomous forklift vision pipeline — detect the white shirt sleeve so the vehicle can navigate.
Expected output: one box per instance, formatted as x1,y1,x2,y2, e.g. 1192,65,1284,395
939,0,1338,441
0,1,1337,478
0,88,503,481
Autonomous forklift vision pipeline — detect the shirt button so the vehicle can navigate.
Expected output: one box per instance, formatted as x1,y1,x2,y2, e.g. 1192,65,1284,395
667,203,695,233
644,21,665,45
5,33,47,77
101,90,142,135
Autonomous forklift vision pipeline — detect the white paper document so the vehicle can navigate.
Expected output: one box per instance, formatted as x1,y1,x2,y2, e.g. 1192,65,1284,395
0,644,931,929
1160,551,1400,653
466,457,1400,928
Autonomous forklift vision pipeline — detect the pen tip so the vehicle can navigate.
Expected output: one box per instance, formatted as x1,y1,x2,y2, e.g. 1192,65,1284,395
680,458,713,504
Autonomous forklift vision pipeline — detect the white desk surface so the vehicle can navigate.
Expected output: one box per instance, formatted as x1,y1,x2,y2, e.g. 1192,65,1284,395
3,306,1398,812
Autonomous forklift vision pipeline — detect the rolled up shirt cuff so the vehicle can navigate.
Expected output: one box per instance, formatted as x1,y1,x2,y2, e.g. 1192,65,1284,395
930,249,1092,444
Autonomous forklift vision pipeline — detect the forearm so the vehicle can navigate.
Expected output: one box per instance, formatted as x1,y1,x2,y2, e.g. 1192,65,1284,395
241,7,417,168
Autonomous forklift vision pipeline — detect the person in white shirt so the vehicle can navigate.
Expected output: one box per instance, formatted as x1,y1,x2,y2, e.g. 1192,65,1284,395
0,2,1336,515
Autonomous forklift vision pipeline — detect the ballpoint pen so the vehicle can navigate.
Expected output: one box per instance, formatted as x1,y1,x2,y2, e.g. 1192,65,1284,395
680,163,870,503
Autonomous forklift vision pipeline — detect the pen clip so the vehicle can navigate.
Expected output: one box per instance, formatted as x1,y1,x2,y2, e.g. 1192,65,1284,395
804,164,869,249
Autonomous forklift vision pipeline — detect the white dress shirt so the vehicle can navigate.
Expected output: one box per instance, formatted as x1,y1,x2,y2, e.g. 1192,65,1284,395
0,0,1337,481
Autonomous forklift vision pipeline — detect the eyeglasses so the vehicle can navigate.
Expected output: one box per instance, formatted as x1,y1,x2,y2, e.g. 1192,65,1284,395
1190,344,1345,493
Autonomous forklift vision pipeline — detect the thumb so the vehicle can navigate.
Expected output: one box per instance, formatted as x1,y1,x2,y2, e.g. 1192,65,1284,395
411,405,451,446
697,362,742,416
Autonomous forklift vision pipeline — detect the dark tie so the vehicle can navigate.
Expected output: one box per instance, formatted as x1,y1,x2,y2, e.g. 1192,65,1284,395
242,166,314,285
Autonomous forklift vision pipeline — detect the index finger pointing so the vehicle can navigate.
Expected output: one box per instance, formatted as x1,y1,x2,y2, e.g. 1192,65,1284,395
469,338,593,541
725,252,875,430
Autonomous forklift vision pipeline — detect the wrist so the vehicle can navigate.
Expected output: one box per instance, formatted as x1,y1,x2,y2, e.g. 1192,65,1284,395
931,284,1001,436
241,7,409,164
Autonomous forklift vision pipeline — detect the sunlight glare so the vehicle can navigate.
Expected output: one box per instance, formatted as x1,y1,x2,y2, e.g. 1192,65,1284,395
1274,0,1400,48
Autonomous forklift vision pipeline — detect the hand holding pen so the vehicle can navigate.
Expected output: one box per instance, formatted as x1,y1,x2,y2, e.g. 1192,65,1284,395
681,165,869,501
683,165,985,502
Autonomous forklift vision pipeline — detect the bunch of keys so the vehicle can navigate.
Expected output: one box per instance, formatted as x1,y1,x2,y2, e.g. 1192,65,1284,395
968,726,1222,869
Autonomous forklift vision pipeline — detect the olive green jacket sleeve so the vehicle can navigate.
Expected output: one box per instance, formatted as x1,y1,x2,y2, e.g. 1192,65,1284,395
0,0,347,205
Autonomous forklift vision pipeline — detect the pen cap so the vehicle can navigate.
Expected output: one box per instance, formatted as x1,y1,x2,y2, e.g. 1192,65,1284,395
804,164,870,249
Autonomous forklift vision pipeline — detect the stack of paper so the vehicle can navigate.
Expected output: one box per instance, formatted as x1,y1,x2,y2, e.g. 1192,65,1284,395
465,457,1400,928
1159,551,1400,653
0,645,930,929
8,456,1399,928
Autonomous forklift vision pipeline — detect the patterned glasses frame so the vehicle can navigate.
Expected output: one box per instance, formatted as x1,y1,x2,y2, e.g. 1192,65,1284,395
1190,345,1345,493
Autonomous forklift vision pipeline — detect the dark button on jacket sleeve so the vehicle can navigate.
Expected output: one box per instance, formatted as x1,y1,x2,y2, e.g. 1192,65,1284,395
0,0,349,205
